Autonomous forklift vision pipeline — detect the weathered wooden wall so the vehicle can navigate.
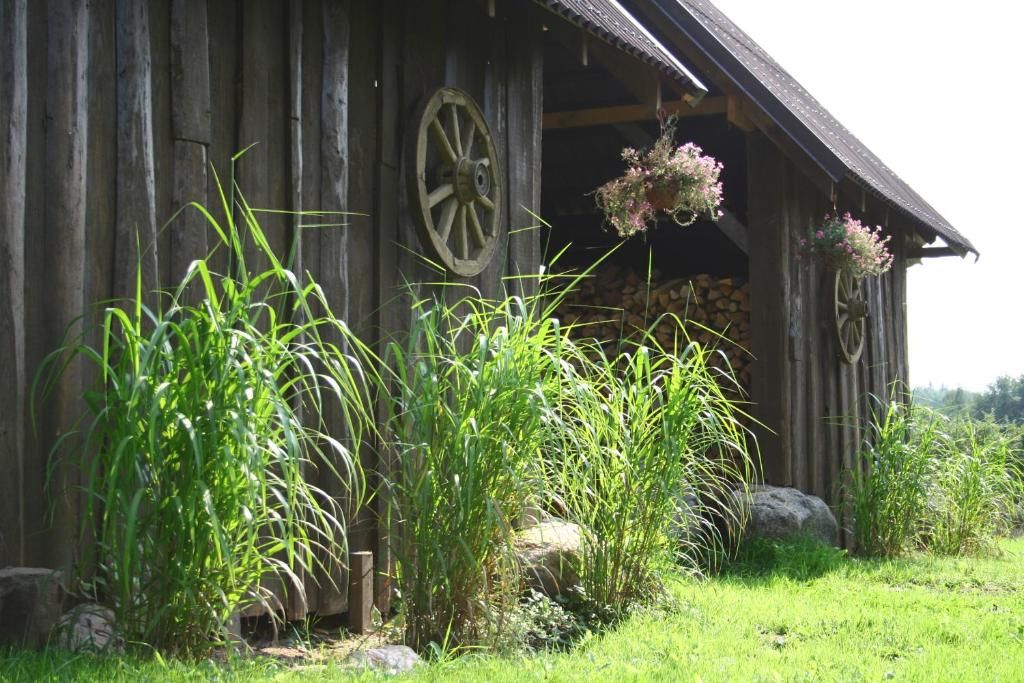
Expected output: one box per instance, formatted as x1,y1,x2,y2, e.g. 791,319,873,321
0,0,544,615
748,132,909,536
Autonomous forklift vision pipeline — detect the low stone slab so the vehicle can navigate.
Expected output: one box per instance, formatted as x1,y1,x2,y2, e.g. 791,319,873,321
347,644,422,675
55,603,119,652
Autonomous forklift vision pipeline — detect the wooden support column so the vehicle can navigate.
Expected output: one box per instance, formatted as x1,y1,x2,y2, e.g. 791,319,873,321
0,0,28,566
348,551,374,634
746,131,790,486
506,1,543,296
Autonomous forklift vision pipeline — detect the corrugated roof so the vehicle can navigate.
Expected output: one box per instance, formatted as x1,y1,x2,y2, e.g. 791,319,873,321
536,0,708,99
645,0,976,255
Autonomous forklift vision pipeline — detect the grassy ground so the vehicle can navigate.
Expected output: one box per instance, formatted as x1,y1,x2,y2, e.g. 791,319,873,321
4,538,1022,682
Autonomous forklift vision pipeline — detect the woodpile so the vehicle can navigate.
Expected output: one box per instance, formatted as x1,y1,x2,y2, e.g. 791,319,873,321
552,264,753,393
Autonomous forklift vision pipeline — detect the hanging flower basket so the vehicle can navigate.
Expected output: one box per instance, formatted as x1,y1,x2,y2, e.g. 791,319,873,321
594,120,724,238
800,213,893,279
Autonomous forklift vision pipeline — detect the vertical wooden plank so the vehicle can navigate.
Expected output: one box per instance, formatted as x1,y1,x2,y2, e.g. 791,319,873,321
114,0,159,300
283,0,308,621
297,0,325,616
808,260,827,501
237,0,289,271
0,0,28,566
170,0,211,287
149,0,174,288
505,0,543,297
38,0,91,569
317,0,352,616
204,0,237,267
787,184,806,491
373,0,402,615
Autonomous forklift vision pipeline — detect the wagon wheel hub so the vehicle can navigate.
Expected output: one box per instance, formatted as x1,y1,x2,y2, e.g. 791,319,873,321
834,270,868,364
442,156,492,203
407,87,503,278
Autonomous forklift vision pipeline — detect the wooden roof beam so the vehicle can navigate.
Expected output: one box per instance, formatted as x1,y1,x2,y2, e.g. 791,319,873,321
542,96,727,129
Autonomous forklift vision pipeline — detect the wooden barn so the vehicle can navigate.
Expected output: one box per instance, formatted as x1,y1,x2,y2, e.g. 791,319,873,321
0,0,976,615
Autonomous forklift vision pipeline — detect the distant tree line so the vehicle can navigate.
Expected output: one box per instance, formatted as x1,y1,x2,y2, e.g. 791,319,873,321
914,374,1024,424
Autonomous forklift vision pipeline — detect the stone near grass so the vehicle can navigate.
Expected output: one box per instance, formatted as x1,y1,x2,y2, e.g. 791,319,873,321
739,485,838,546
514,519,582,597
55,603,119,652
0,567,65,649
347,644,422,674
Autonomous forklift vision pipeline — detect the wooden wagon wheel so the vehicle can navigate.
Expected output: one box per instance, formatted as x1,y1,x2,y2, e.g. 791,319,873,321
834,270,867,364
406,87,502,277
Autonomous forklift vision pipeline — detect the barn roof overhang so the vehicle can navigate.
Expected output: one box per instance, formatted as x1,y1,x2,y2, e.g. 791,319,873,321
624,0,978,258
535,0,709,103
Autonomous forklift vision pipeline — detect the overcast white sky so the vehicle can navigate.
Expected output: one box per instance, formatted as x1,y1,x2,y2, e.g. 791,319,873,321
707,0,1024,391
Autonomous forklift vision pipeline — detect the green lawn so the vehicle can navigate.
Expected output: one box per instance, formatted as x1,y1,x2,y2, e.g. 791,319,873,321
5,538,1023,682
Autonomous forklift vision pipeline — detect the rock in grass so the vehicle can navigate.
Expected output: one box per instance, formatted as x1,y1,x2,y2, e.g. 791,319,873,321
0,568,65,649
514,520,582,597
739,486,838,546
55,603,119,652
347,645,422,674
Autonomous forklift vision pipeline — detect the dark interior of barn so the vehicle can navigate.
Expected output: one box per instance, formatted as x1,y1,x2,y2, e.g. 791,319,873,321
538,24,749,281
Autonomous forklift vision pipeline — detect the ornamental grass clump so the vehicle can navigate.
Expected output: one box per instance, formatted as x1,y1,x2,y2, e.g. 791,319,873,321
543,317,756,612
383,289,563,652
848,394,938,556
801,212,893,278
35,172,375,656
595,121,723,238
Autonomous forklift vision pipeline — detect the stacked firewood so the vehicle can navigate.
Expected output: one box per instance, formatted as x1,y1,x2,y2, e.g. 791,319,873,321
552,264,753,393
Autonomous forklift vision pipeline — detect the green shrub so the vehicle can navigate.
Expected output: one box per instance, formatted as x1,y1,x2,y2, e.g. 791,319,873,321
848,396,939,556
36,174,375,656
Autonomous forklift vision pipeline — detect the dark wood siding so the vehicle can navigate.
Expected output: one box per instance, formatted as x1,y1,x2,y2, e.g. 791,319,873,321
0,0,544,614
748,132,909,539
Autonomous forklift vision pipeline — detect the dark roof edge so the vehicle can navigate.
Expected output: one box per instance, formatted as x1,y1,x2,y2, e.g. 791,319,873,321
643,0,978,257
535,0,708,99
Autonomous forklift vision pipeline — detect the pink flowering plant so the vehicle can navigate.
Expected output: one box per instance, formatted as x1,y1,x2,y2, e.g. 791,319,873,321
594,122,724,238
801,213,894,278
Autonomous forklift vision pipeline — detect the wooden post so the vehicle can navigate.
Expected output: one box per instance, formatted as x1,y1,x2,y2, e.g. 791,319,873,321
348,551,373,635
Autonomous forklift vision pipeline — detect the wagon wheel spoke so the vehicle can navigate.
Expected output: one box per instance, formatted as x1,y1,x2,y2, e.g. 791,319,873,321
430,117,457,164
427,183,454,209
448,104,462,157
455,205,469,260
462,119,476,158
476,194,495,212
837,300,848,312
468,204,487,248
436,197,458,244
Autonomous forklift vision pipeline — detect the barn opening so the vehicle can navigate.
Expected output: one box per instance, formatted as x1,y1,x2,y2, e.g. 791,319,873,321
538,15,753,391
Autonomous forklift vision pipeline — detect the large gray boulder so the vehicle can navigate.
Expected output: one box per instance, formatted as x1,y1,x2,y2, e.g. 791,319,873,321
514,520,582,597
0,568,65,649
739,485,838,546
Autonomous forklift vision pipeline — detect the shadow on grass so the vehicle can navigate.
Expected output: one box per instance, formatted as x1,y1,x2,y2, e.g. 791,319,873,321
720,537,849,583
